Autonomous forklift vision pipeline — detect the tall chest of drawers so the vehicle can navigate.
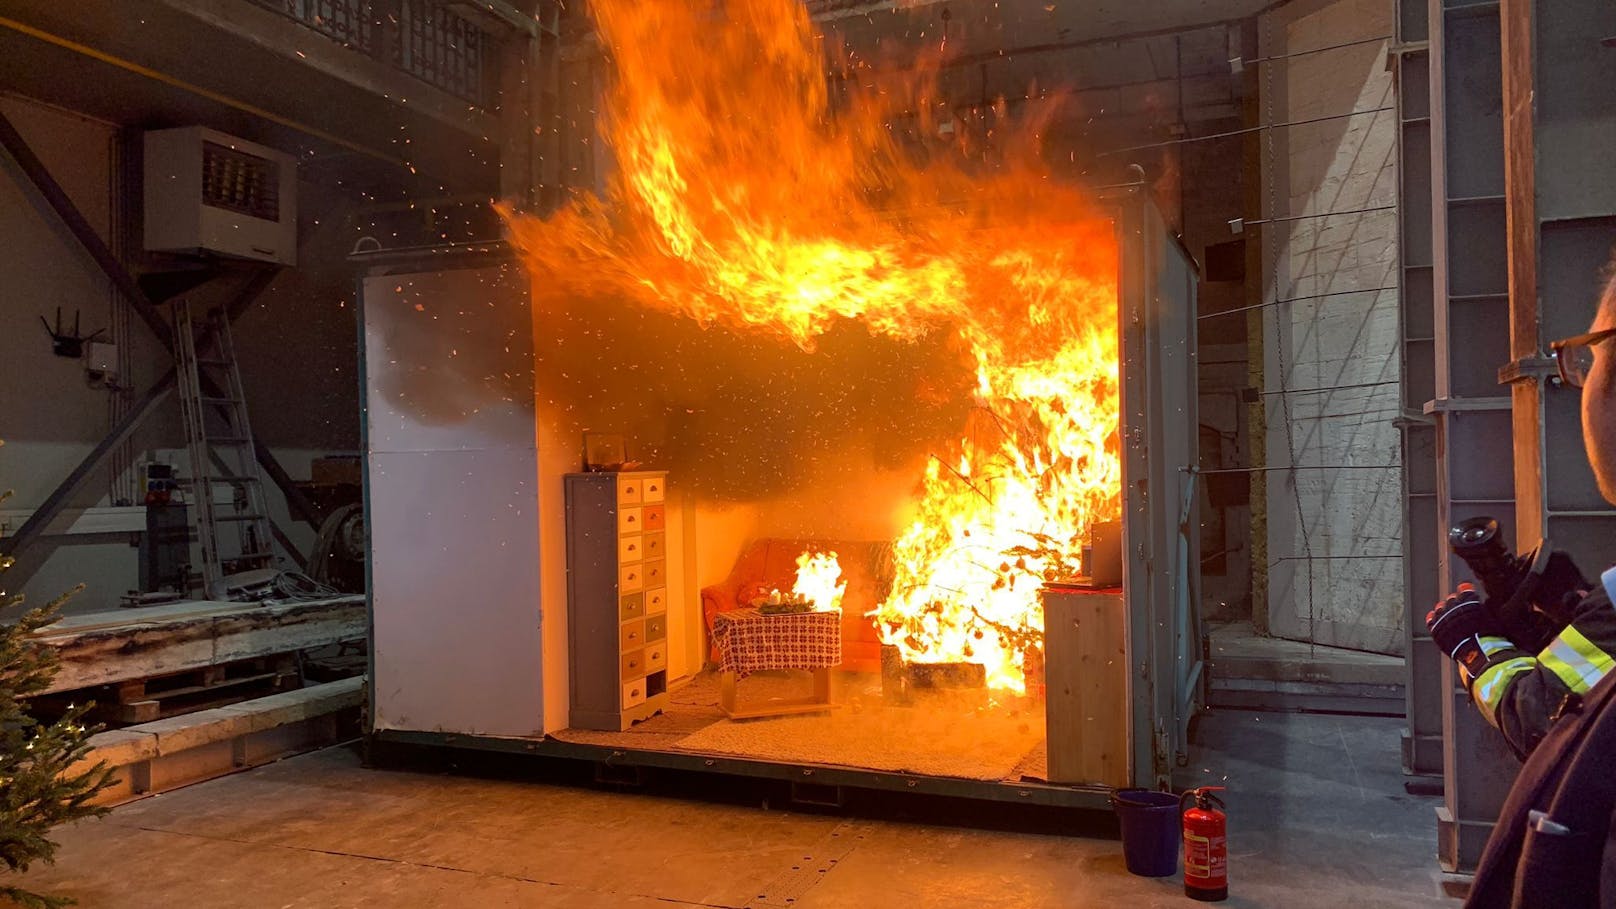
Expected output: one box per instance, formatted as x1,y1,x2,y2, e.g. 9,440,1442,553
564,471,670,730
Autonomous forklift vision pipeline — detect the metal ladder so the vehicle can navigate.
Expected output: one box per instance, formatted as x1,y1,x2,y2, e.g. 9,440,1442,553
172,299,276,598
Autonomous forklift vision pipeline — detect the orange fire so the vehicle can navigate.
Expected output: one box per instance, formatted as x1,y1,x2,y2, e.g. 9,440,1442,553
792,551,847,613
503,0,1121,692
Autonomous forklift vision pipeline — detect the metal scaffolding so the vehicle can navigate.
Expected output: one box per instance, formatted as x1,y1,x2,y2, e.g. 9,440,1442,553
1399,0,1616,874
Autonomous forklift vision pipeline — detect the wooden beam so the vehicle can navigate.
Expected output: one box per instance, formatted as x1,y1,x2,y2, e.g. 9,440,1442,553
36,597,365,695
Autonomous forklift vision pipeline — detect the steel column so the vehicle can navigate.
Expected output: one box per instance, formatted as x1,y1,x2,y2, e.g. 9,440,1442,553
1426,0,1521,874
1395,0,1444,782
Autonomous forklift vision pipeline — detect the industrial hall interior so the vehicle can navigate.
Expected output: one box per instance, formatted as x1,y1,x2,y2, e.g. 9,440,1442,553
1,0,1614,906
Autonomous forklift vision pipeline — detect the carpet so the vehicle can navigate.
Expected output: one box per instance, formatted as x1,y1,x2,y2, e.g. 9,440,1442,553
668,672,1046,781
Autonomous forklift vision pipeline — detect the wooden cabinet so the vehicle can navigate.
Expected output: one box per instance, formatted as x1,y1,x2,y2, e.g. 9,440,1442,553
1041,587,1128,787
565,471,671,730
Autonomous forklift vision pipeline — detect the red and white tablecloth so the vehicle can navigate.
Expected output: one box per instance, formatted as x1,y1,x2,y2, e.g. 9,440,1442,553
711,608,842,677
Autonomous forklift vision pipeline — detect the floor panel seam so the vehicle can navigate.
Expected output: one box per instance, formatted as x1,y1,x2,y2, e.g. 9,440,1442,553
745,819,871,908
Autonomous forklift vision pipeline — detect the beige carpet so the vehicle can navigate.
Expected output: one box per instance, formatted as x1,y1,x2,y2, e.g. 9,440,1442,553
667,671,1046,781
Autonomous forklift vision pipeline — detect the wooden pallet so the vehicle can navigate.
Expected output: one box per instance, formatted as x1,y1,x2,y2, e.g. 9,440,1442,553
99,655,302,724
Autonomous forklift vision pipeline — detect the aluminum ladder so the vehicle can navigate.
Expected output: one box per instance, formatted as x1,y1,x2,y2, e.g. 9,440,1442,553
172,299,276,598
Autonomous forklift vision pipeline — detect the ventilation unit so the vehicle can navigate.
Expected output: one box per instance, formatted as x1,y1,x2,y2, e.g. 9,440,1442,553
143,127,296,266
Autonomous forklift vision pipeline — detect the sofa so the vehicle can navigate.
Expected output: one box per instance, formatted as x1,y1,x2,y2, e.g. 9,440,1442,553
700,538,889,673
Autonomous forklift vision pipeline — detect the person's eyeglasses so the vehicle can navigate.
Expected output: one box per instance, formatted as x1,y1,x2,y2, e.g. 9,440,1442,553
1551,327,1616,389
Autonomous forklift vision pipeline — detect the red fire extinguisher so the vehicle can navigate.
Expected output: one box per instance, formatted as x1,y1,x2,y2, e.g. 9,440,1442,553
1181,786,1227,902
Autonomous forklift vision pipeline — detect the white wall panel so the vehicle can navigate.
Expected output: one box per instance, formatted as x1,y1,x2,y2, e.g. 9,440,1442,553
364,264,544,736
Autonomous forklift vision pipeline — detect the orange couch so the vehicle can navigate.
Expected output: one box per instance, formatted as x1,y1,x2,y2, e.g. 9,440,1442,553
700,538,888,673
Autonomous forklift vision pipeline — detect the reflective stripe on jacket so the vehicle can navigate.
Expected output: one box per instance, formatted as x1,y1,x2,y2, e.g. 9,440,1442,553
1461,579,1616,759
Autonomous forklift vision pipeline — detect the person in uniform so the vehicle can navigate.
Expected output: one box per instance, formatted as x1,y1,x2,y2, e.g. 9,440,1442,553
1427,264,1616,907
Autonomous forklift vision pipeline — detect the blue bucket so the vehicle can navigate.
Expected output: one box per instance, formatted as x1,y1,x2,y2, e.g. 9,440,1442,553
1111,789,1181,877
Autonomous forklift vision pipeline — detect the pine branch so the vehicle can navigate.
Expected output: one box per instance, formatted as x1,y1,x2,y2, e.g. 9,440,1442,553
0,883,74,909
0,462,114,908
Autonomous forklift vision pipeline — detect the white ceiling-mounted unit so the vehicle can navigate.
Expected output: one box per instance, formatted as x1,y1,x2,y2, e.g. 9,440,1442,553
143,127,296,266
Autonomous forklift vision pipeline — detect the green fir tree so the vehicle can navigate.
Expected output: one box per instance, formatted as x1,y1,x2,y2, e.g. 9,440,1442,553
0,453,116,908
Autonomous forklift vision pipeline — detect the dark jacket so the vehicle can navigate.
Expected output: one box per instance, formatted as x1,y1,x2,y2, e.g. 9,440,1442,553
1466,571,1616,908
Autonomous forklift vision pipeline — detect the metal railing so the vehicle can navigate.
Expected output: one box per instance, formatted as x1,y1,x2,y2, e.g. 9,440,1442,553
397,0,487,106
248,0,493,107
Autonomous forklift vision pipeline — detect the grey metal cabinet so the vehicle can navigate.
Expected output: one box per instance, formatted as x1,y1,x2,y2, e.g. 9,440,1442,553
565,471,671,731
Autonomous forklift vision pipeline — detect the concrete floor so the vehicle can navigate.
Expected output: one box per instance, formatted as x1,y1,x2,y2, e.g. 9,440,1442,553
18,711,1453,908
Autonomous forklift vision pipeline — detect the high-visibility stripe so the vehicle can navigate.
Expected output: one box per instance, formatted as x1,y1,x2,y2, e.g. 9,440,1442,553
1539,625,1616,694
1479,636,1516,658
1473,657,1537,726
1603,566,1616,606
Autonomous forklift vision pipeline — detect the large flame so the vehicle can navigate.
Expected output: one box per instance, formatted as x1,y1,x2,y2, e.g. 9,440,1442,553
504,0,1121,693
792,550,848,613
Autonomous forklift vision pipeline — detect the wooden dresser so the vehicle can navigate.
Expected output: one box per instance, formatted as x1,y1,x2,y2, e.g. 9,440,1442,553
564,471,670,730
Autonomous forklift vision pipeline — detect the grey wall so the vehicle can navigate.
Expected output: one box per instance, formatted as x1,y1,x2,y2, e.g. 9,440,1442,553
0,93,361,615
1258,0,1405,654
1,95,149,614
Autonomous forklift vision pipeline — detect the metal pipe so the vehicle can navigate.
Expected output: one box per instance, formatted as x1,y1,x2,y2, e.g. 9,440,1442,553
1259,380,1400,396
1244,204,1398,226
1099,106,1395,156
1271,554,1402,562
1195,465,1398,474
1239,34,1393,66
1198,285,1400,320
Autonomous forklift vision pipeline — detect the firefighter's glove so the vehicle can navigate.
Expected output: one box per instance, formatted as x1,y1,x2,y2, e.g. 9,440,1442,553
1427,584,1498,682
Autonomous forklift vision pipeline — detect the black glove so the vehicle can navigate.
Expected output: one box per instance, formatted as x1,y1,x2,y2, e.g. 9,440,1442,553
1427,584,1497,680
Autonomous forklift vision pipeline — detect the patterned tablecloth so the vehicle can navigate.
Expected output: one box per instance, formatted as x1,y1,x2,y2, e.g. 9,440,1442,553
711,608,842,677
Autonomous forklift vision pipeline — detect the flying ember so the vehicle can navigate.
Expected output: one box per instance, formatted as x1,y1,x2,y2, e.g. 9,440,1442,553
502,0,1122,692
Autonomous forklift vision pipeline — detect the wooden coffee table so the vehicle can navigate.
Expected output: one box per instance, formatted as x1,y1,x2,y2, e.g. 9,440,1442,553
711,608,842,719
